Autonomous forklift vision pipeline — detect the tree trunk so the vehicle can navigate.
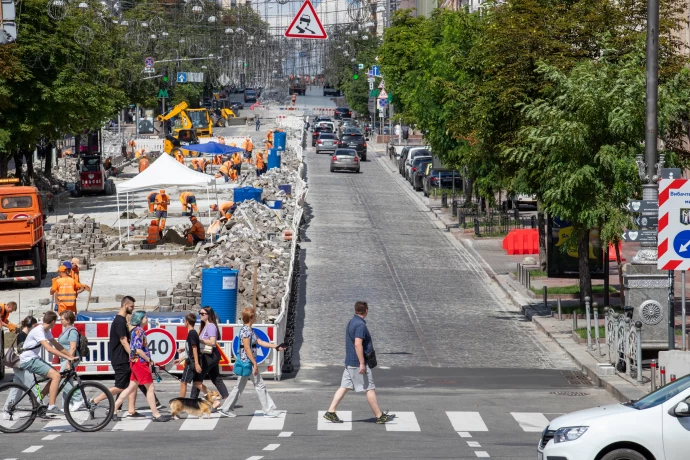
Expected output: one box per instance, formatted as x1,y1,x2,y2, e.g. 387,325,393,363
578,229,592,308
538,204,547,271
615,239,625,307
0,156,8,178
24,147,34,184
44,142,54,179
13,150,22,182
464,176,474,206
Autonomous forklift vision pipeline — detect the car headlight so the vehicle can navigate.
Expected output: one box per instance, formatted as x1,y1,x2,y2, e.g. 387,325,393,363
554,426,588,443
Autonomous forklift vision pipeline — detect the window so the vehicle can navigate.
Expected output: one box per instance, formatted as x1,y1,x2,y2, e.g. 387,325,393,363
320,134,335,139
631,375,690,410
1,196,33,209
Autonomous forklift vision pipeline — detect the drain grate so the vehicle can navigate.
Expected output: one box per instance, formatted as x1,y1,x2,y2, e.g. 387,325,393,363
561,370,591,386
550,391,589,396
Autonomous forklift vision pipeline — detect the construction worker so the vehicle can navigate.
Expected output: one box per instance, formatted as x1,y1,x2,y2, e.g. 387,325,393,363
210,201,236,220
256,150,266,177
213,154,223,166
231,150,242,176
244,137,254,164
0,301,18,332
184,216,206,245
215,162,236,183
70,258,81,284
147,191,157,213
190,158,207,173
175,150,185,164
147,219,161,244
154,189,170,235
139,156,149,173
179,191,199,214
50,265,88,314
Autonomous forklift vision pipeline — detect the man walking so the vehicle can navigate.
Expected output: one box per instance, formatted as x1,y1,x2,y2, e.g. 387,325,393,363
255,116,261,131
323,301,395,424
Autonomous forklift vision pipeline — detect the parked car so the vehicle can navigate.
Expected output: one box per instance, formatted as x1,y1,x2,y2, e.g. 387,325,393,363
338,133,367,160
408,157,432,187
330,148,360,173
398,146,410,175
334,107,352,119
404,147,432,181
513,193,537,208
313,116,332,125
338,119,359,136
315,133,338,154
538,374,690,460
423,169,463,196
411,159,433,190
312,126,333,147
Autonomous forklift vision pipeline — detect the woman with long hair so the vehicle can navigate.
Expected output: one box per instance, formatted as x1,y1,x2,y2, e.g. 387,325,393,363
190,306,228,409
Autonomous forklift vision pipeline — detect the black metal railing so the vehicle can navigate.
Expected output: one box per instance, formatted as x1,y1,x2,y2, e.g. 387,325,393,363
459,208,536,236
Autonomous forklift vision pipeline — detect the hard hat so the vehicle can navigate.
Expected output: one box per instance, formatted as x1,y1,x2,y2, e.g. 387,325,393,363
70,258,80,267
58,265,68,273
61,261,72,270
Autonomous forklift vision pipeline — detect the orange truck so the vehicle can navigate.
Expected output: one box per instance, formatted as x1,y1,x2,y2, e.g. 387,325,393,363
0,179,48,287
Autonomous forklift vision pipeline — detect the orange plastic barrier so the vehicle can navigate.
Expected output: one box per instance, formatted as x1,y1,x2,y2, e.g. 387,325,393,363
502,229,539,255
608,242,626,261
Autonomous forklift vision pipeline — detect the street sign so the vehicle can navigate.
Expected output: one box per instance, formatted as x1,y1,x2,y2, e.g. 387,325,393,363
368,97,376,113
232,327,271,364
658,178,690,269
145,328,176,366
379,98,387,107
284,0,327,39
378,89,388,99
378,80,385,89
634,215,658,228
661,168,682,180
622,229,657,243
187,72,204,83
626,200,658,213
157,88,169,98
372,65,381,77
144,56,154,68
218,73,230,86
0,0,17,44
177,72,187,83
358,63,364,70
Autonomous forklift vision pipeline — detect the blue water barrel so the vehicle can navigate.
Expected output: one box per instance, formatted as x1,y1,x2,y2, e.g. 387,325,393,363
278,184,292,195
201,268,238,324
268,148,281,170
273,131,287,151
234,187,248,202
249,187,263,201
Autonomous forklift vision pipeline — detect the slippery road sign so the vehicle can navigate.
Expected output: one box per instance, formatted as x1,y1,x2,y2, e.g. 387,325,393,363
284,0,327,39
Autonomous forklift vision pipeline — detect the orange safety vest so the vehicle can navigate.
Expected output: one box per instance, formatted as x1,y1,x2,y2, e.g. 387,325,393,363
246,140,253,152
55,277,79,314
213,155,223,165
0,304,16,332
155,193,169,212
256,153,265,170
218,164,231,176
229,168,237,182
139,158,149,173
147,220,160,244
189,221,205,239
267,131,273,142
232,152,242,165
147,192,157,212
175,152,185,164
179,191,194,206
71,267,80,285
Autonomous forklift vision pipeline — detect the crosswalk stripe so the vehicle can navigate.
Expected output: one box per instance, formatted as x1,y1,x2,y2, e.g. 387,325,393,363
179,413,221,431
278,432,293,437
22,446,42,453
384,412,420,432
41,419,75,433
112,418,151,431
247,410,287,430
510,412,549,432
263,444,280,451
445,412,488,432
42,435,61,441
317,411,352,431
475,451,490,458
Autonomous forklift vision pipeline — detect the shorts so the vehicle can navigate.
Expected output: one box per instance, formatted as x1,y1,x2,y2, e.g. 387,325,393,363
180,363,197,384
155,211,168,219
129,361,153,385
243,151,251,159
340,366,375,392
113,363,131,390
186,196,197,205
19,357,53,377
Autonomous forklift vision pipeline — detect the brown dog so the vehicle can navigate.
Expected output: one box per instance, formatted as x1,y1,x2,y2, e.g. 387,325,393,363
169,390,222,420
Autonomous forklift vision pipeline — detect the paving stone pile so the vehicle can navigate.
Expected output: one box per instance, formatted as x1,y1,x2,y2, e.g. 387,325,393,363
46,213,114,263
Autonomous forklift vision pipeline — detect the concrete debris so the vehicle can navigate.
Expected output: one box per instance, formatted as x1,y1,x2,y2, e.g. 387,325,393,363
46,214,114,264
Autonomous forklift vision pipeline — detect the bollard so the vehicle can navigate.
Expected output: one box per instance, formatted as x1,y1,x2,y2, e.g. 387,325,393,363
573,309,577,331
557,297,562,321
594,308,601,356
543,286,548,310
452,199,458,217
585,296,592,351
624,316,631,377
635,321,643,384
526,271,531,290
474,218,480,237
651,360,657,392
671,374,677,383
518,263,522,284
531,215,536,228
442,193,448,208
661,365,667,386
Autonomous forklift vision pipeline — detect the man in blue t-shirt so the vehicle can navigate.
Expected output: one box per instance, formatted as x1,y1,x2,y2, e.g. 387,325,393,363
322,301,395,425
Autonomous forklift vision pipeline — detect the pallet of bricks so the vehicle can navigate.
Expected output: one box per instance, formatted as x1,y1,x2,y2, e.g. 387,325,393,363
47,214,110,265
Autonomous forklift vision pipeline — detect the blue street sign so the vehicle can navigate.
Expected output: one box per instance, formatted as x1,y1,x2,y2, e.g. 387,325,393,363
673,230,690,258
379,98,387,107
232,328,271,364
144,56,154,68
372,65,381,77
177,72,187,83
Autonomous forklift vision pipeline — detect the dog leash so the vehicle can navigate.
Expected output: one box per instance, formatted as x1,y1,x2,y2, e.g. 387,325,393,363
155,366,181,382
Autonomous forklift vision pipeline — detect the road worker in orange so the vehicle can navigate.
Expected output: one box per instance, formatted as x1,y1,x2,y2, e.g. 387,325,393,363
244,137,254,164
147,220,161,244
256,150,266,177
154,189,170,234
213,154,223,166
0,301,18,332
231,150,242,175
179,191,198,214
70,258,81,284
50,265,88,314
139,156,149,173
184,216,206,245
174,150,185,164
147,191,157,213
190,158,207,173
210,201,236,220
215,162,236,182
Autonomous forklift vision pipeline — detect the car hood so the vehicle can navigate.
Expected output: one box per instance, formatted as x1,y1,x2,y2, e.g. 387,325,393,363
548,403,635,430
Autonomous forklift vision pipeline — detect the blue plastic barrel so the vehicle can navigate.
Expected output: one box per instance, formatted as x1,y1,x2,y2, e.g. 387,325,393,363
234,187,247,203
201,268,238,324
249,187,263,201
268,148,281,170
273,131,287,151
278,184,292,195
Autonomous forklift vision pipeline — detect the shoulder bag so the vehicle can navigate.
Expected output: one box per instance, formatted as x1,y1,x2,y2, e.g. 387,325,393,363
2,337,40,369
347,319,377,369
199,325,213,355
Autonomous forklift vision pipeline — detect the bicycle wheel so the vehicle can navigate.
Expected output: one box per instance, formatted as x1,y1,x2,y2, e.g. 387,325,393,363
64,382,114,432
0,382,38,433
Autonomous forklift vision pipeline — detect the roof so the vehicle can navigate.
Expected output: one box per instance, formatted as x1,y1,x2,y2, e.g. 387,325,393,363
0,186,39,195
117,153,216,193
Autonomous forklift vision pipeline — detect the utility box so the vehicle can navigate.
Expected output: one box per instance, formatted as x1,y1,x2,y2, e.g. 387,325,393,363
623,263,670,350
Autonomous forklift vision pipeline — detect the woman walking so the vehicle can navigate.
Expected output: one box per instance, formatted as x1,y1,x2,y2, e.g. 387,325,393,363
56,311,83,411
218,308,285,418
190,306,228,409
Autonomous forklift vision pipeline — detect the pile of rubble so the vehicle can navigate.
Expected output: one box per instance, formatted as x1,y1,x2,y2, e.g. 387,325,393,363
46,214,115,263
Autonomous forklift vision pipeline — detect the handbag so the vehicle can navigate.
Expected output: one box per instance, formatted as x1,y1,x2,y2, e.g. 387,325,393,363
347,319,377,369
234,359,252,377
199,325,213,354
2,337,20,368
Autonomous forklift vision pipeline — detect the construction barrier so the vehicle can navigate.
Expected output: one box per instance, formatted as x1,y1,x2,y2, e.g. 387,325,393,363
502,229,539,255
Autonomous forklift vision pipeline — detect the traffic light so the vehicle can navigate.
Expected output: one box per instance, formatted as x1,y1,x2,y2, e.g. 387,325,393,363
162,68,169,87
352,64,359,80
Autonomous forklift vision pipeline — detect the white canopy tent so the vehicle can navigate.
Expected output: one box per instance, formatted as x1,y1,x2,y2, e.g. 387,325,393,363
116,154,218,244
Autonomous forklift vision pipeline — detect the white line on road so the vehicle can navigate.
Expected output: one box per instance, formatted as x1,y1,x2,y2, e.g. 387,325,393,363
511,412,550,432
179,413,220,431
278,432,293,437
41,434,61,441
384,412,421,432
247,410,287,430
467,441,481,448
263,444,280,451
317,411,352,431
41,419,75,432
22,446,43,453
245,457,263,460
446,412,488,432
112,419,151,431
475,451,490,458
457,432,473,438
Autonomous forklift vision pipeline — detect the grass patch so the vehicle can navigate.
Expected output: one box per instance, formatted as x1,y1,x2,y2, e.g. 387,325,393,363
474,231,509,238
531,284,617,295
574,327,606,339
529,269,547,278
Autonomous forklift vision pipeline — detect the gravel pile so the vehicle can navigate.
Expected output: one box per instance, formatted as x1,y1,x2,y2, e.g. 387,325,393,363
46,213,114,264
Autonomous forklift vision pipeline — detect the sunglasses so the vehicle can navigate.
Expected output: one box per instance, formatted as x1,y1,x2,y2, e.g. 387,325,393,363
200,312,208,316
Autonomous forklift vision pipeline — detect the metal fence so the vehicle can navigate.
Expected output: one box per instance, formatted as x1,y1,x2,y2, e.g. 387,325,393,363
458,207,537,236
605,307,642,382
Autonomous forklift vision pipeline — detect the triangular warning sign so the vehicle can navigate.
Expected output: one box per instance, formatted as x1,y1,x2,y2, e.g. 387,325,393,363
217,345,230,365
284,0,328,40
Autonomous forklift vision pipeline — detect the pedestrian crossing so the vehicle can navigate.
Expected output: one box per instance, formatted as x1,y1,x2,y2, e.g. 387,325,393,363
36,410,552,434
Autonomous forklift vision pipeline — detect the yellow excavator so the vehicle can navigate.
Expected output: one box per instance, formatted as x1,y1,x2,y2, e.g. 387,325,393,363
156,102,213,138
163,129,200,158
156,101,193,134
186,108,213,137
211,98,237,127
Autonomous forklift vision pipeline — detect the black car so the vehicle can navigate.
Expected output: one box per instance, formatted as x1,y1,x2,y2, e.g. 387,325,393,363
334,107,352,119
244,89,257,103
423,169,463,196
412,159,433,190
312,126,333,146
313,116,332,127
408,156,432,185
338,133,367,160
229,101,244,111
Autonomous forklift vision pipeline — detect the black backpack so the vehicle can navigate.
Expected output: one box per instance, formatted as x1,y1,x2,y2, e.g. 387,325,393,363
64,327,90,359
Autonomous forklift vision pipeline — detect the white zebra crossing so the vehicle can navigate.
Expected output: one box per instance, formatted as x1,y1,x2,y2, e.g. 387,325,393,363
248,410,287,430
179,412,221,431
446,412,489,432
510,412,550,432
384,412,420,432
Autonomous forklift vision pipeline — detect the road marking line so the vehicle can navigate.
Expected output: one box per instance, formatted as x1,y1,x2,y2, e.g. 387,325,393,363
41,419,75,432
263,444,280,451
446,412,488,432
384,411,420,432
317,411,352,430
278,432,293,437
511,412,549,432
4,458,18,460
179,413,220,430
247,410,287,430
467,441,481,448
245,457,263,460
457,432,472,438
111,419,151,431
41,434,61,440
22,446,43,453
475,451,490,458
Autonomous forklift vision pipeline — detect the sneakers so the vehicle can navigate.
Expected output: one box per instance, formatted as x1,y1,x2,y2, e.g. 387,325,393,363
2,411,11,421
69,400,85,412
375,411,396,424
45,406,64,416
263,411,280,418
323,411,343,423
155,401,164,410
218,409,236,418
124,411,146,419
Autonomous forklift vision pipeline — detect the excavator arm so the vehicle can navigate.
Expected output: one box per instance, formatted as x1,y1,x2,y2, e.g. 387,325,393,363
156,101,193,130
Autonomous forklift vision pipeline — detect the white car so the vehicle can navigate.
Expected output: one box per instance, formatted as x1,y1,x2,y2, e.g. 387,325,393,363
538,375,690,460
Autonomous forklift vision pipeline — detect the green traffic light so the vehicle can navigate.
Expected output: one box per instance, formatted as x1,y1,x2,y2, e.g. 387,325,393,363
353,74,359,80
163,76,169,82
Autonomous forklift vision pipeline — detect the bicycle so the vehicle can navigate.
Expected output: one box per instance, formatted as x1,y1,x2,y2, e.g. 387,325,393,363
0,358,115,433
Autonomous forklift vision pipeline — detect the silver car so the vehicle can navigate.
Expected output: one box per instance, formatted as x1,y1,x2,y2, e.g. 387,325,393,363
330,148,360,173
315,133,338,154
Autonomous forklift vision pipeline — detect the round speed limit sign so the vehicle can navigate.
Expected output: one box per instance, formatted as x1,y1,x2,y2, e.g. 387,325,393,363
145,328,176,366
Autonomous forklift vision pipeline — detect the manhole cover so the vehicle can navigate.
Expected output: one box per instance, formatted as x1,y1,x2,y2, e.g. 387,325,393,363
561,370,591,385
550,391,589,396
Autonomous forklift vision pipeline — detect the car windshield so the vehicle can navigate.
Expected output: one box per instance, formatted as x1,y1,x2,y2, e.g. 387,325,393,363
335,149,356,156
411,149,431,157
439,171,459,177
342,135,363,141
1,196,33,209
631,375,690,410
320,134,335,139
81,157,101,172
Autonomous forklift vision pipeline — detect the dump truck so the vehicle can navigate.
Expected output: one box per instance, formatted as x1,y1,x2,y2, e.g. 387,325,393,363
289,76,306,96
0,179,48,288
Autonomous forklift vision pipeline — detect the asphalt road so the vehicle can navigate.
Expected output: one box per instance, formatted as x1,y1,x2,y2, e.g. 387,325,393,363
0,90,618,459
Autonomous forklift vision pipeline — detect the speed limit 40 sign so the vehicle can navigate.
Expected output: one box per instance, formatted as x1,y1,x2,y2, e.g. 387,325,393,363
145,328,177,366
